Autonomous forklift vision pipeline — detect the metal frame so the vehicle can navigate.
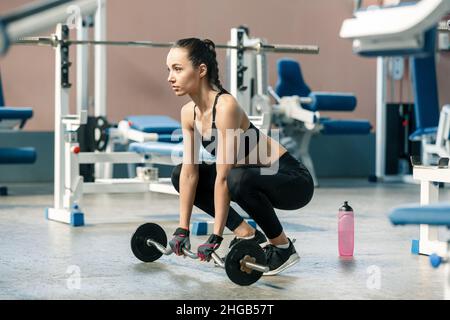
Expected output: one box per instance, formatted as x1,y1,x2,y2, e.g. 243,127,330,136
227,27,268,115
373,57,418,183
341,2,450,184
375,57,450,183
412,166,450,257
340,0,450,53
421,105,450,162
47,1,107,226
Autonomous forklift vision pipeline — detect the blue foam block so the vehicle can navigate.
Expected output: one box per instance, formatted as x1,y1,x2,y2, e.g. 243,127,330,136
191,219,256,236
411,239,420,255
70,211,85,227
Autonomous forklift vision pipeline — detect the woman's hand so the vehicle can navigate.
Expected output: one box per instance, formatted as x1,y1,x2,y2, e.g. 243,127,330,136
197,234,223,261
169,227,191,256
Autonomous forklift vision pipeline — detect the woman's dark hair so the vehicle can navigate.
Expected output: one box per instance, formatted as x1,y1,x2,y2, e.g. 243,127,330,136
173,38,228,94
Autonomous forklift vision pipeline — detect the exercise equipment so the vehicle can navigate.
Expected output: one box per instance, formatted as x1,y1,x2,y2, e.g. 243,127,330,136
389,157,450,299
0,71,37,196
16,36,319,55
93,115,111,152
130,223,269,286
131,223,167,263
224,240,267,286
269,59,372,186
340,0,450,183
340,0,450,257
340,0,450,54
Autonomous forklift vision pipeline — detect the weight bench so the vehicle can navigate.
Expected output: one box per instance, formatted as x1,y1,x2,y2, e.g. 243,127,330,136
96,115,184,180
389,203,450,298
118,115,184,144
390,204,450,228
272,58,372,186
0,72,36,195
128,140,216,191
114,114,200,189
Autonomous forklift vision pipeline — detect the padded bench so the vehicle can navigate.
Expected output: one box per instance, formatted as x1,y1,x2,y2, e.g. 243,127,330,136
0,147,37,164
389,203,450,267
126,116,215,177
129,141,216,163
274,58,372,186
1,72,37,195
124,115,183,143
389,204,450,227
276,59,372,136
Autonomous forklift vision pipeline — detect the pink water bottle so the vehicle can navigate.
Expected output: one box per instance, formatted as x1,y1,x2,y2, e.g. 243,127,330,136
338,201,354,257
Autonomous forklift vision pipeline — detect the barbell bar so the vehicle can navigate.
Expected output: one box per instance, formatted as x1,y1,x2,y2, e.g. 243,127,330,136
15,35,320,54
145,238,269,273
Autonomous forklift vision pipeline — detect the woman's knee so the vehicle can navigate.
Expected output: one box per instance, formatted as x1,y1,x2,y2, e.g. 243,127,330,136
171,164,183,191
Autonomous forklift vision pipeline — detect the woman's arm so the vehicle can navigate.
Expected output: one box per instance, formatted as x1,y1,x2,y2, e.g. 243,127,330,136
213,97,242,236
178,103,200,230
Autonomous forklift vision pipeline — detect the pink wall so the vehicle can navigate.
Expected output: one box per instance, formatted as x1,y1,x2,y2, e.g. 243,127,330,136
0,0,449,131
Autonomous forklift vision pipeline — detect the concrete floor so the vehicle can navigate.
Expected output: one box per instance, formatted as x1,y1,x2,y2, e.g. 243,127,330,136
0,179,449,300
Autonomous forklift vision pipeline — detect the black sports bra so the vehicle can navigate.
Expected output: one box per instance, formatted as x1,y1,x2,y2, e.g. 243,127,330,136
194,92,260,159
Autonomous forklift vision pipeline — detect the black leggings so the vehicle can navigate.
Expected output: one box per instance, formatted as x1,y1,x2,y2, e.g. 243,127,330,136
171,152,314,239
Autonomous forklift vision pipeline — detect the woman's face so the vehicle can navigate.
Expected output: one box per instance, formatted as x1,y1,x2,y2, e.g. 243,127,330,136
166,48,204,96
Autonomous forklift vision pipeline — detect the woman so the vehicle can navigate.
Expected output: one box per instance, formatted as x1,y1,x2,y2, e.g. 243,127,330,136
167,38,314,275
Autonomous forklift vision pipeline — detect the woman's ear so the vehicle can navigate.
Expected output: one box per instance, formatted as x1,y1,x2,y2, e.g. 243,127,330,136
199,63,208,79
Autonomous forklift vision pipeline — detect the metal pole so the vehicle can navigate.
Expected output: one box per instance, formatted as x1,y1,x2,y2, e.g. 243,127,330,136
54,24,69,210
94,0,107,179
77,16,89,116
14,37,320,54
94,0,106,118
376,57,386,181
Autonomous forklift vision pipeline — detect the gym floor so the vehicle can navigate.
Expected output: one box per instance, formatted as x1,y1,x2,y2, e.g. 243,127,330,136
0,179,448,300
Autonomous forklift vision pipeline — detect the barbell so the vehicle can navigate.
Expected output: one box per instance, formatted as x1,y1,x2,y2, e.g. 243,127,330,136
15,35,320,54
130,222,269,286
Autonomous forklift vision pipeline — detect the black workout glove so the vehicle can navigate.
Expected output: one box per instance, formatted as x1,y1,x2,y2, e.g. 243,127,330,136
169,227,191,256
197,234,223,262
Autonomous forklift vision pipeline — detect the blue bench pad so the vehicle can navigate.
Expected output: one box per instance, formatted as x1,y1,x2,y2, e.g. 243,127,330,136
0,107,33,120
390,203,450,226
125,115,181,134
0,148,37,164
129,142,215,162
321,119,372,135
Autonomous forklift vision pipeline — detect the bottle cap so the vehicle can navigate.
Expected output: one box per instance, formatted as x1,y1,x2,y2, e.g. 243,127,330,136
339,201,353,212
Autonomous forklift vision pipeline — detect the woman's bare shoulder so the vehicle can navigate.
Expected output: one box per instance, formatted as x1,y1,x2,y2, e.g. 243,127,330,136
216,93,240,114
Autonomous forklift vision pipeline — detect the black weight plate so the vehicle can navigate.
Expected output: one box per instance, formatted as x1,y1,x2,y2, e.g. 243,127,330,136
131,223,167,262
94,116,109,152
225,239,267,286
